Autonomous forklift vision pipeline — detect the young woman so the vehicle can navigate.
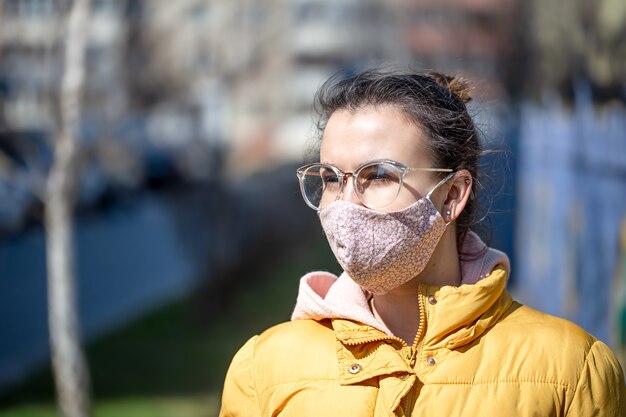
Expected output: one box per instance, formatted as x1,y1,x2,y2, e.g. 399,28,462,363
219,69,626,416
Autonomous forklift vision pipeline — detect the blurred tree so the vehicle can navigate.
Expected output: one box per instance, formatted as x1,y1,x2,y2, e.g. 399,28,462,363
525,0,626,102
45,0,93,416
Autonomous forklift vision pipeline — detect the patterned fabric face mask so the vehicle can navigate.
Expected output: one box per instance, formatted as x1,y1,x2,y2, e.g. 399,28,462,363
318,175,452,294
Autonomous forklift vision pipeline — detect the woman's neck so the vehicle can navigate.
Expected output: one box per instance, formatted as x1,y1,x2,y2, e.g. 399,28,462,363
371,228,460,345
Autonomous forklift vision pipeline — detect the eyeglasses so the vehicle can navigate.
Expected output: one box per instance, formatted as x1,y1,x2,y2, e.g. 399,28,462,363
296,159,453,211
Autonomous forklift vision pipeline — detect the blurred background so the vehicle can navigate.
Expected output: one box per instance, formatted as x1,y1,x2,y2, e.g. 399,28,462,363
0,0,625,415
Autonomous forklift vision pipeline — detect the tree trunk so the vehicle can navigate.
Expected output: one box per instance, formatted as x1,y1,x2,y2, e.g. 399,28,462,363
45,1,92,417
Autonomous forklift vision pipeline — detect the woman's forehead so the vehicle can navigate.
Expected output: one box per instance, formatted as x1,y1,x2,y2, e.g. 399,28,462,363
320,107,432,170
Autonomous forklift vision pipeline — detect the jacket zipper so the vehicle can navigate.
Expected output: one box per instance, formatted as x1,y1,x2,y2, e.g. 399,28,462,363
341,284,428,348
404,286,427,415
340,333,408,347
403,347,419,414
340,286,428,416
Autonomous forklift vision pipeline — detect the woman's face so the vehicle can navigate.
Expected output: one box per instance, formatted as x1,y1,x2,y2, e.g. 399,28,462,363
319,106,444,212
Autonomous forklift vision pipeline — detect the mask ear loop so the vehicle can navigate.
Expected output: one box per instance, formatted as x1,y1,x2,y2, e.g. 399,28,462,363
426,172,456,226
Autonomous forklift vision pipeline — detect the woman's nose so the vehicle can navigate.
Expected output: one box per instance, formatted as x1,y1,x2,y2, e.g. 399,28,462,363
339,176,363,206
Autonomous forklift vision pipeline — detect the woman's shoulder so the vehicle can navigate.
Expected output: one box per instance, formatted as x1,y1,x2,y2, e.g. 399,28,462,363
432,299,625,410
237,319,339,387
229,319,335,363
487,301,624,386
261,317,335,337
501,301,597,349
254,319,336,355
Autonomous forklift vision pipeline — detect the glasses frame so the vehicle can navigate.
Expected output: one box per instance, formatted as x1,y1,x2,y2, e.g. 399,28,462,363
296,159,453,211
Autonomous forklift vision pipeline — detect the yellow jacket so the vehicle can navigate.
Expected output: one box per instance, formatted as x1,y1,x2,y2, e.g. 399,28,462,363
220,266,626,416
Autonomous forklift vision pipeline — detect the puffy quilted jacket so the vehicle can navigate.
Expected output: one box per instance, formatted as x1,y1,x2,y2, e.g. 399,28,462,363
219,266,626,416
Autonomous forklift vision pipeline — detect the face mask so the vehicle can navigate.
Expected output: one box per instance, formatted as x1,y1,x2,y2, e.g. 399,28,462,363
318,174,453,294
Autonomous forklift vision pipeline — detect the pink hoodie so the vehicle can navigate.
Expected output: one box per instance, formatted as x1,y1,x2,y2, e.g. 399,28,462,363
291,231,510,336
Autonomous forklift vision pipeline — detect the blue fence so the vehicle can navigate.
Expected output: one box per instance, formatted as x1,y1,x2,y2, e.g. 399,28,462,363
515,87,626,351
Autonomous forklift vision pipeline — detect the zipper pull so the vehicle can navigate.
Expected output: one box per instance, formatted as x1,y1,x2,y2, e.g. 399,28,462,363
407,347,417,367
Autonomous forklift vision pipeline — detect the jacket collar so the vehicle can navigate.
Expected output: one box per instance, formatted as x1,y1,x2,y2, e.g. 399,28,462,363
419,266,512,349
330,266,512,347
333,321,412,385
331,266,513,382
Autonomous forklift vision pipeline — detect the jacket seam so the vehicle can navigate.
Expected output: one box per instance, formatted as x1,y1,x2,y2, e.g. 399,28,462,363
255,377,573,396
564,340,597,416
251,335,262,415
336,330,384,338
425,379,573,390
257,377,357,398
337,329,378,333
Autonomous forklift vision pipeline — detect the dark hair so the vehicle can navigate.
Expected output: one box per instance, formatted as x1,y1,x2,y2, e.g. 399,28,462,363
312,68,482,249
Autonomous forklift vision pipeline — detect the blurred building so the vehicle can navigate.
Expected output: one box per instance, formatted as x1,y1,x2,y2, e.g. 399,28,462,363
0,0,526,179
0,0,128,131
525,0,626,102
135,0,521,173
395,0,520,100
0,0,133,232
134,0,398,175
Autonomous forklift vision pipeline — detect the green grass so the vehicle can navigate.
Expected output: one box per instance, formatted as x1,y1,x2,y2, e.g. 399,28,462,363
0,396,217,417
0,237,339,417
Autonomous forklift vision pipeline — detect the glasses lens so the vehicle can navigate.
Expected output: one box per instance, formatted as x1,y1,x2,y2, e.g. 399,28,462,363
300,165,341,209
355,162,402,209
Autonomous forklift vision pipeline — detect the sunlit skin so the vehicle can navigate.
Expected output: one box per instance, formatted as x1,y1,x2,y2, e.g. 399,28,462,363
320,106,473,345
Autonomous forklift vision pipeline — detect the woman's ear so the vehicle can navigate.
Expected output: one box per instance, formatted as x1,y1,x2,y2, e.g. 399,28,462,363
443,169,472,223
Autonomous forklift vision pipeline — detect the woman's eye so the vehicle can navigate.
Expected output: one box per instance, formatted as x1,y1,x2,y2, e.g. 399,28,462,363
365,172,391,182
374,174,390,181
321,174,340,190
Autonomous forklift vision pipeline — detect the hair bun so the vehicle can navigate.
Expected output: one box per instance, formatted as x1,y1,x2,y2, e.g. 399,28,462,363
426,72,473,104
